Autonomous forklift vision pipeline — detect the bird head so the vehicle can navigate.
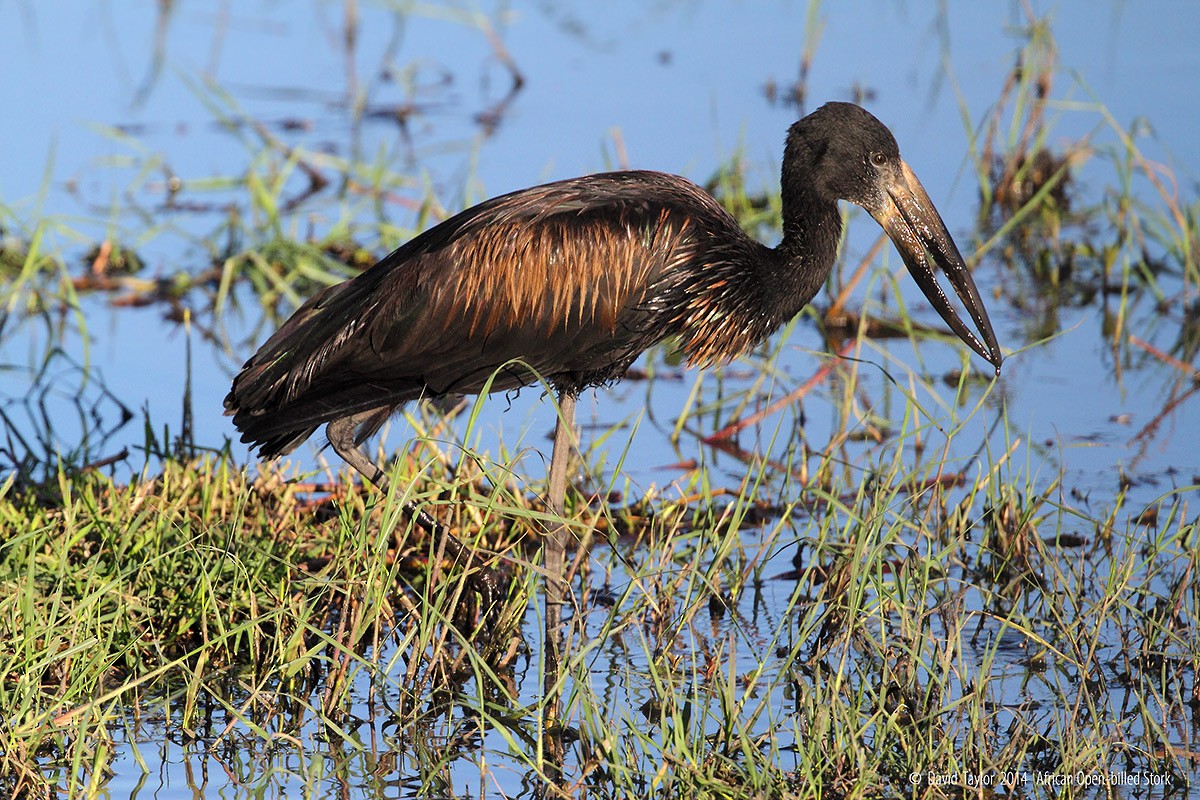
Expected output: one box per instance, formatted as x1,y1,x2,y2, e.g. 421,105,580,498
786,102,1003,374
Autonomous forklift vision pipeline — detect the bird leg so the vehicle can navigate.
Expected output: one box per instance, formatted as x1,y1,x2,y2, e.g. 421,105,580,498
326,413,503,619
326,413,391,489
541,390,576,775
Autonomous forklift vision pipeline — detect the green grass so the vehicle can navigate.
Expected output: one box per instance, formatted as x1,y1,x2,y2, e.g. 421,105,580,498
2,403,1196,796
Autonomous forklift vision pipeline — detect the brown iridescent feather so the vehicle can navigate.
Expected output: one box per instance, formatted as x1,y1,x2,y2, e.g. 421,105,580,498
226,171,803,455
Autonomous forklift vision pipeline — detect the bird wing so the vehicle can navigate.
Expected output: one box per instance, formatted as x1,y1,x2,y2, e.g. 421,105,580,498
226,172,722,437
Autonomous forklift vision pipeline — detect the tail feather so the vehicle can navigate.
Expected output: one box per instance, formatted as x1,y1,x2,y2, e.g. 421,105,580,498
241,424,319,459
225,268,402,456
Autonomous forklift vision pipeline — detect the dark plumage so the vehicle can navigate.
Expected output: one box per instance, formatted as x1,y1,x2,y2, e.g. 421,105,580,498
226,102,1001,476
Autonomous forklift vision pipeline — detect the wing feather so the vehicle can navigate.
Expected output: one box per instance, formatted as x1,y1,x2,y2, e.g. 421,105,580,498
225,171,725,451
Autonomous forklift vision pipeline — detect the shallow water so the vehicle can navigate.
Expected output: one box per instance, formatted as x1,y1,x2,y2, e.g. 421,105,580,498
3,1,1198,797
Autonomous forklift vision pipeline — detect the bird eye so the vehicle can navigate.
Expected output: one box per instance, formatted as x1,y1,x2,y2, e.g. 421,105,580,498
869,151,888,167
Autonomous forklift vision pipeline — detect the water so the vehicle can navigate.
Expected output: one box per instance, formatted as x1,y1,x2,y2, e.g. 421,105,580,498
2,1,1198,797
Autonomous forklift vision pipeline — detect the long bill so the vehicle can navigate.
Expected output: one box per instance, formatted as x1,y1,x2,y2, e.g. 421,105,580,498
870,160,1003,375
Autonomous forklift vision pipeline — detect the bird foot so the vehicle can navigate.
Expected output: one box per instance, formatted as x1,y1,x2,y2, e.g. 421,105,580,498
406,502,512,633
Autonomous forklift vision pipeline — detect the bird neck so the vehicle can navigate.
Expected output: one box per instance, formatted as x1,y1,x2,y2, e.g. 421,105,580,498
771,195,843,313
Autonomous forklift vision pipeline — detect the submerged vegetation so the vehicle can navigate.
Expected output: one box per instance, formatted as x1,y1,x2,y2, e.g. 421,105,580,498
1,2,1197,798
